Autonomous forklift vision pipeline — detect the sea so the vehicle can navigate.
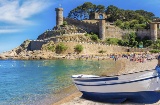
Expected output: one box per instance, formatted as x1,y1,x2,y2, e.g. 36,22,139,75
0,59,118,105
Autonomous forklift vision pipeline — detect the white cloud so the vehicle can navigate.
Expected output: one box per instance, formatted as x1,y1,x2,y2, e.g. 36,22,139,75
0,26,23,33
0,29,21,33
0,0,53,25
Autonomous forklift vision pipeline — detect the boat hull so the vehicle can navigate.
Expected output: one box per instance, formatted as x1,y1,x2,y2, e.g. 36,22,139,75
72,70,160,102
74,75,159,93
81,91,160,103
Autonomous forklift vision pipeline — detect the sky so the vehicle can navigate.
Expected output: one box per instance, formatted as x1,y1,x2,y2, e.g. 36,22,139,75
0,0,160,53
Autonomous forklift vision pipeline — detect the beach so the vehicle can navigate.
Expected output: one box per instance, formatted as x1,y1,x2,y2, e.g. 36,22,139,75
53,58,160,105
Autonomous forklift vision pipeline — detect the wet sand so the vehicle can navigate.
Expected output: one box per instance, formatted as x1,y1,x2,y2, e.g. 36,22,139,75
53,58,160,105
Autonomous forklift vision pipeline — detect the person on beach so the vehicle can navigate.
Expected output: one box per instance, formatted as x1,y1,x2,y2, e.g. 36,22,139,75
155,55,160,73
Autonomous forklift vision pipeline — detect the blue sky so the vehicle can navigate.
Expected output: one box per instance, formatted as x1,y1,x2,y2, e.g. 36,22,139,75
0,0,160,53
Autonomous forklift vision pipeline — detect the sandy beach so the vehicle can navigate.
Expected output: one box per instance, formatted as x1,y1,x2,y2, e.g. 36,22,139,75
53,58,160,105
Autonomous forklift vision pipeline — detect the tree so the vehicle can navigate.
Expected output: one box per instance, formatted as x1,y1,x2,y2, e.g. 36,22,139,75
129,20,139,29
68,2,105,20
123,21,130,29
134,24,146,29
74,44,83,54
135,10,155,20
95,5,105,13
56,43,68,54
114,20,123,27
143,40,153,47
106,5,120,22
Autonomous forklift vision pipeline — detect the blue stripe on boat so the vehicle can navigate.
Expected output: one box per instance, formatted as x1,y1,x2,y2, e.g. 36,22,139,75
74,77,118,82
75,75,158,86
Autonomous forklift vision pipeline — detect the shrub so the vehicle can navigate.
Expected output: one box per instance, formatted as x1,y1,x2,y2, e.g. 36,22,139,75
98,50,106,54
105,38,119,45
90,34,99,42
55,43,68,53
74,44,83,54
150,49,160,53
47,46,55,52
63,21,68,26
143,40,153,47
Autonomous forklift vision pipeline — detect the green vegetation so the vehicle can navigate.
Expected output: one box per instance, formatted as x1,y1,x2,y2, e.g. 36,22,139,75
103,32,160,52
106,5,153,29
55,43,68,53
68,2,157,29
63,21,68,26
98,50,106,54
150,49,160,53
120,32,138,47
68,2,105,20
85,32,99,42
104,32,154,48
47,46,55,52
74,44,83,54
42,41,55,52
105,38,119,45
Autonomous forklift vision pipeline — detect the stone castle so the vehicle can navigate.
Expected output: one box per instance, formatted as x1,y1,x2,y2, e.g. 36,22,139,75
39,8,160,40
28,7,160,51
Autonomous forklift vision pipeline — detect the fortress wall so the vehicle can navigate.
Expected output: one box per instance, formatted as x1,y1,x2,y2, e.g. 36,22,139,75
82,20,99,24
28,34,150,53
56,42,149,54
105,28,152,40
58,42,128,54
55,34,91,42
105,27,136,39
28,41,47,51
129,48,151,52
136,29,150,39
64,18,99,34
37,31,61,40
64,18,153,40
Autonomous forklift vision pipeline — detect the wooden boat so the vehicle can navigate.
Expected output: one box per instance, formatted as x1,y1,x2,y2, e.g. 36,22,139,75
72,70,160,102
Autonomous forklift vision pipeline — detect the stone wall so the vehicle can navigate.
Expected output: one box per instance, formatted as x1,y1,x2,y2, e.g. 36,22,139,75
129,47,151,52
28,41,47,51
57,42,128,54
54,41,150,54
55,34,92,42
64,18,160,40
105,27,136,39
64,18,99,34
28,34,151,54
136,29,150,39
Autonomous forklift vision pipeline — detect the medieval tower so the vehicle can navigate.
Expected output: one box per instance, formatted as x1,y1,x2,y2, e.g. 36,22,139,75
150,22,160,41
99,20,106,40
55,8,63,26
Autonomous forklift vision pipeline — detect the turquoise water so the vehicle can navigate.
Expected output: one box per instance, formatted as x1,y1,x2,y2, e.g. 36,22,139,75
0,60,116,105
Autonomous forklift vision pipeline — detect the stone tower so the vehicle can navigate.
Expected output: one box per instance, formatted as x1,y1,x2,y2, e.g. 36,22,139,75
99,20,106,40
55,8,63,26
150,22,157,41
89,12,107,20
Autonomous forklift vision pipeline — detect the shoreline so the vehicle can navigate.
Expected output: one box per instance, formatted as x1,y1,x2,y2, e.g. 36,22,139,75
53,58,159,105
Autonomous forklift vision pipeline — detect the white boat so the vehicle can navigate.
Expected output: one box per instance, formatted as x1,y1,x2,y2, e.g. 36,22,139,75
72,69,160,102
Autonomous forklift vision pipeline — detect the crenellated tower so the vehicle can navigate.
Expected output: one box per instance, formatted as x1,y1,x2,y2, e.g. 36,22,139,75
99,20,106,40
55,8,63,26
150,22,160,41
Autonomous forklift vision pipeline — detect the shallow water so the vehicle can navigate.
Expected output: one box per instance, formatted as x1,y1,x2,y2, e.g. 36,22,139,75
0,59,117,105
